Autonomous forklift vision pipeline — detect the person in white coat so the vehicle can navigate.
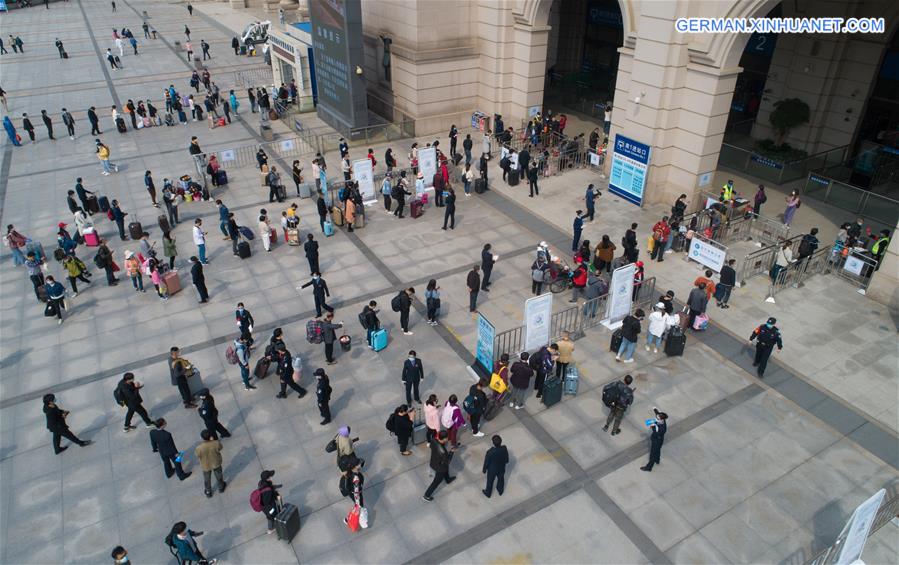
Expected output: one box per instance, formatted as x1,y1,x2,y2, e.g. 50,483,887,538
646,302,675,353
73,208,94,239
258,214,272,253
115,36,124,57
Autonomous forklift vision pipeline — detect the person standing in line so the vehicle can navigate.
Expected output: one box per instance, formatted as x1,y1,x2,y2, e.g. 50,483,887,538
304,234,320,275
651,216,671,262
466,379,488,438
315,368,332,424
0,38,7,55
422,431,456,502
116,373,155,432
749,317,783,378
40,109,55,140
602,374,634,435
424,280,441,326
685,282,708,329
21,113,35,143
527,163,539,197
380,173,393,213
196,389,231,439
615,309,644,363
129,36,139,55
482,435,509,498
640,409,668,472
442,395,465,448
195,429,226,498
532,343,558,399
162,182,180,226
169,347,198,409
144,171,159,208
715,258,737,308
392,172,411,218
43,394,92,454
402,350,424,405
783,191,801,226
509,352,533,410
61,108,75,139
149,418,192,480
109,199,128,241
466,265,480,313
441,186,457,230
360,300,380,347
572,210,584,252
193,219,209,264
396,287,415,335
163,231,177,270
301,272,334,317
423,394,441,442
481,244,495,291
753,184,767,218
623,222,639,262
392,405,415,455
111,1,116,11
96,240,118,286
462,133,473,165
231,36,240,56
190,256,209,303
555,331,574,378
320,312,343,365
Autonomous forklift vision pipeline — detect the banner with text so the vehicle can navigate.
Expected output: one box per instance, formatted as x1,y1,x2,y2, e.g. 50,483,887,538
418,147,437,188
609,134,650,206
351,158,375,201
523,293,553,351
688,235,727,272
605,263,636,323
476,314,495,373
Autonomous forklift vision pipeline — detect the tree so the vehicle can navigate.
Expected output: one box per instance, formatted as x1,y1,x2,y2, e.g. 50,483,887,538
769,98,810,146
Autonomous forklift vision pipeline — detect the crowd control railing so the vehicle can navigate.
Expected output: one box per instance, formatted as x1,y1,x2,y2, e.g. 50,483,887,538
735,234,804,286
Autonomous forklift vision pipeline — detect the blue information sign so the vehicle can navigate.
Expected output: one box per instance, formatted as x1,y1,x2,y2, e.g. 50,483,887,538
609,134,651,206
475,314,495,373
749,153,784,170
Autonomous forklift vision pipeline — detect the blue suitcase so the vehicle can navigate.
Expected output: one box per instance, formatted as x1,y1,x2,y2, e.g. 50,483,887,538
371,329,388,352
324,220,334,237
215,170,228,185
564,366,579,396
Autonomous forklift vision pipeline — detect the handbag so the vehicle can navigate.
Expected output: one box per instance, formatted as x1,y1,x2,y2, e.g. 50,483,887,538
489,372,508,394
359,506,369,529
325,435,338,453
346,506,361,532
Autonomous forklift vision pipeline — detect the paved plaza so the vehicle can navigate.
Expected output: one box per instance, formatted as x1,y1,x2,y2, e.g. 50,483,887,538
0,1,897,564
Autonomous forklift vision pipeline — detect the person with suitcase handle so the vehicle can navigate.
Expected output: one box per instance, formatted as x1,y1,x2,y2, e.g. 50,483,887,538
341,457,368,530
601,375,634,436
359,300,381,348
251,470,284,535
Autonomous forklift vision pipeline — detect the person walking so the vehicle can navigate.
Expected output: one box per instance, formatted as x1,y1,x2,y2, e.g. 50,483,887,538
424,279,441,325
396,287,414,335
401,350,424,404
190,256,209,303
43,394,92,454
391,405,415,455
96,139,117,175
645,304,671,353
195,430,226,498
304,234,320,275
193,219,209,264
197,389,231,439
315,368,332,424
95,240,118,286
753,184,767,218
749,317,783,378
301,273,334,317
482,435,509,497
235,302,255,346
320,312,343,365
422,431,456,501
232,336,255,391
615,309,644,363
467,265,480,313
109,199,128,241
201,39,211,60
715,258,737,308
685,283,708,329
602,374,634,435
651,216,671,262
256,470,283,534
149,418,192,480
169,347,198,409
43,276,67,324
572,211,584,252
168,522,216,565
62,253,91,296
25,252,45,302
441,186,457,230
640,408,668,472
466,379,488,438
115,373,155,431
274,343,307,399
392,173,411,218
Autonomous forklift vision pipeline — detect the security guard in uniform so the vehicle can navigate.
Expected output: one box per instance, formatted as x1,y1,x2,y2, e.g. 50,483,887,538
872,229,890,271
749,317,783,377
720,179,735,202
196,389,231,440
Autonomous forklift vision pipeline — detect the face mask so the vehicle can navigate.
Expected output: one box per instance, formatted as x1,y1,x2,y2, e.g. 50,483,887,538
408,357,415,362
119,557,129,564
313,275,319,280
765,323,773,328
238,308,244,314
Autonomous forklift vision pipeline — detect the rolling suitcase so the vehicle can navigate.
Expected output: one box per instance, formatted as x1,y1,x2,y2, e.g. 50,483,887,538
610,329,623,353
254,357,271,379
286,228,300,246
475,178,487,193
162,270,181,295
239,226,255,240
323,220,334,237
299,183,312,198
274,503,300,542
238,241,251,259
116,117,127,133
452,153,462,166
354,213,365,229
665,327,686,357
371,328,388,352
85,195,100,214
410,199,423,218
62,51,69,59
412,410,428,444
97,195,110,213
83,230,100,247
129,221,143,240
508,169,519,186
564,365,579,396
542,376,563,407
215,170,228,185
330,206,344,226
484,394,506,421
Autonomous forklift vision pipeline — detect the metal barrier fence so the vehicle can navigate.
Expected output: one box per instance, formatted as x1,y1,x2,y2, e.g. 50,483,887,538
766,246,833,300
800,172,899,230
748,214,791,246
198,134,317,171
718,143,849,186
806,491,899,565
825,248,880,294
736,234,805,286
490,277,657,363
234,68,274,89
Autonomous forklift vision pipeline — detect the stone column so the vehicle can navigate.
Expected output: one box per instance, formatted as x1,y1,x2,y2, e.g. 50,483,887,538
866,221,898,310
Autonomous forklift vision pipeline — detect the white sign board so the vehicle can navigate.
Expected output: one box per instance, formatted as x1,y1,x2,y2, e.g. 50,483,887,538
351,159,375,201
219,149,235,162
589,151,601,166
843,255,865,276
835,489,885,565
605,263,635,323
418,147,437,188
523,293,553,351
279,139,295,153
698,171,712,187
689,237,726,272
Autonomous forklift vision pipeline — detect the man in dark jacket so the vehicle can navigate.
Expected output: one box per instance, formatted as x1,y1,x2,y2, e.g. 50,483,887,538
433,171,446,207
316,194,329,232
531,344,557,399
320,312,343,364
749,317,783,378
66,190,80,214
149,418,192,480
96,240,117,285
43,394,92,454
315,369,332,424
196,389,231,439
602,374,634,435
110,199,128,240
462,134,473,164
22,113,35,142
716,258,737,308
422,431,455,501
361,300,380,347
527,164,539,197
231,36,240,56
615,310,644,363
481,244,495,291
641,409,668,472
41,109,55,140
304,233,320,275
274,343,307,399
169,347,197,408
74,177,95,213
509,352,533,409
482,434,509,497
88,106,101,135
467,379,488,437
235,302,255,345
467,265,480,312
401,350,424,404
116,372,155,431
397,287,414,335
623,223,639,262
300,273,333,317
392,177,412,218
190,256,209,303
686,283,708,329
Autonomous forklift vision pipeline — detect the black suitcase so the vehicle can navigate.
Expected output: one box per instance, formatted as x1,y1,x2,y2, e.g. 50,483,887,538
158,214,171,235
63,51,69,59
129,221,143,240
275,503,300,542
475,178,487,193
238,241,251,259
98,195,110,213
85,195,100,214
254,357,271,379
508,169,519,186
452,153,462,166
542,376,563,408
665,327,686,357
484,395,505,421
116,117,127,133
216,170,228,185
610,329,623,353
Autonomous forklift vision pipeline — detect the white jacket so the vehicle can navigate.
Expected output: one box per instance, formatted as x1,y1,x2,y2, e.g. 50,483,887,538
192,225,205,245
648,311,668,337
73,211,93,236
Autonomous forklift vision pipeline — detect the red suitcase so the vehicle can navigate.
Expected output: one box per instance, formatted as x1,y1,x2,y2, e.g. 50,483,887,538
162,270,181,295
410,199,423,218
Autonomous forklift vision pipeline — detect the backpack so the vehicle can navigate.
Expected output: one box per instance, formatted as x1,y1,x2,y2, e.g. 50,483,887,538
385,412,397,435
391,292,403,312
441,405,455,428
339,474,351,497
798,237,812,257
462,393,480,415
93,251,107,269
306,319,323,344
113,383,125,406
249,486,270,512
338,187,347,202
225,344,239,365
619,384,634,407
532,267,545,282
358,309,369,330
601,382,620,407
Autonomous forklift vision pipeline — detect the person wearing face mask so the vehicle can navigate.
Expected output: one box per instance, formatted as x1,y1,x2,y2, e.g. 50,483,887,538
111,546,130,564
749,317,783,378
401,350,424,404
301,272,334,317
235,302,255,347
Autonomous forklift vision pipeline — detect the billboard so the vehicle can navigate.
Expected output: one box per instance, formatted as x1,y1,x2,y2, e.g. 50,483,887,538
310,0,367,130
523,293,553,351
609,134,651,206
